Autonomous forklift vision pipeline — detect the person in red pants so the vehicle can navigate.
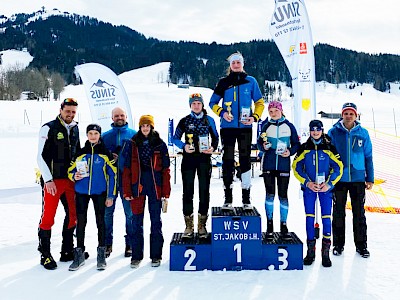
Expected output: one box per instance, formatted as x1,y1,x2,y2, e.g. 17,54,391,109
37,98,80,270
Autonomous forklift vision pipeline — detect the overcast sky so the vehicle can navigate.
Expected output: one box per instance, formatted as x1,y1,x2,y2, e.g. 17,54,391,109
2,0,399,55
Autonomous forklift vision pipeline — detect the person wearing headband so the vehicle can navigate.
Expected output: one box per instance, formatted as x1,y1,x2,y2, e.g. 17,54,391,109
292,119,343,267
209,52,265,211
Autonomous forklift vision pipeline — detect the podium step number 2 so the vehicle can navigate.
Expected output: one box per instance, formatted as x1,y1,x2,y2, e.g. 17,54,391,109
170,207,303,271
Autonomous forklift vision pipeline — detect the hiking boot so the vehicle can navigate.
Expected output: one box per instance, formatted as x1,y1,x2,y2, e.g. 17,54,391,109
182,214,194,239
105,245,112,258
97,246,107,270
321,239,332,267
356,247,370,258
130,259,141,269
198,214,208,238
40,253,57,270
124,245,132,257
332,246,344,256
151,258,161,267
69,247,85,271
221,203,234,211
303,239,316,266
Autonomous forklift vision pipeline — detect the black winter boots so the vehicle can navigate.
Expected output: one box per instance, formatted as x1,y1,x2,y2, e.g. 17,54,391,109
303,239,316,265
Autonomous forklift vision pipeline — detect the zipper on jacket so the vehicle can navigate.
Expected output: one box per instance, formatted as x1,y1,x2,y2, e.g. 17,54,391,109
347,134,351,181
150,154,159,200
88,145,95,195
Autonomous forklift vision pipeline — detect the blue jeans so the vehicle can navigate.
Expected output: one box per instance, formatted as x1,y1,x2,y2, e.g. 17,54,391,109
130,171,164,260
104,191,134,247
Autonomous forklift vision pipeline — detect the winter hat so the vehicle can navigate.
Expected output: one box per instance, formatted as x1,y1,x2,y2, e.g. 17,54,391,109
309,120,324,132
86,124,101,134
342,102,357,115
189,93,204,106
139,115,155,128
268,101,283,111
228,52,244,66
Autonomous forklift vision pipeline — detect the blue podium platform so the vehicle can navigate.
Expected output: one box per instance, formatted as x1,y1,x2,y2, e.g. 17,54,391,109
170,233,212,271
211,207,262,270
169,206,303,271
262,232,303,270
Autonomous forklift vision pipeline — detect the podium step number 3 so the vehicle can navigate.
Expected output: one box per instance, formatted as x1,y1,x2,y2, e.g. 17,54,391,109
170,207,303,271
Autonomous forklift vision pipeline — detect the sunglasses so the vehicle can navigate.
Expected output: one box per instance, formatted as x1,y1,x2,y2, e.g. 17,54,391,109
61,98,78,107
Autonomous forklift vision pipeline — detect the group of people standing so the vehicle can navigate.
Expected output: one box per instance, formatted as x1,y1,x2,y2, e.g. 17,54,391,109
36,51,374,271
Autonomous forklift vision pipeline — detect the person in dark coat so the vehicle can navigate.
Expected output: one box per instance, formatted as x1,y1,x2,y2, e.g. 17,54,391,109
122,115,171,268
172,93,219,239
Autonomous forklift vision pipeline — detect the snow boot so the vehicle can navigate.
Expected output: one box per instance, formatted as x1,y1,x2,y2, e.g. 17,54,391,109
242,188,253,210
60,226,75,261
182,214,194,238
303,239,316,266
69,247,85,271
322,238,332,267
97,246,107,270
198,214,208,238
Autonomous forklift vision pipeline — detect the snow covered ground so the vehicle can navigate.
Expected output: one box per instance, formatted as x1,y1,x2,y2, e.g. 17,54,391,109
1,51,400,300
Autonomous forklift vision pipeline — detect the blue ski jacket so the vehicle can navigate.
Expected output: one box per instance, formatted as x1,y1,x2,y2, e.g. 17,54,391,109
209,72,264,129
257,117,300,172
102,123,136,180
292,135,343,192
68,140,117,197
328,119,374,183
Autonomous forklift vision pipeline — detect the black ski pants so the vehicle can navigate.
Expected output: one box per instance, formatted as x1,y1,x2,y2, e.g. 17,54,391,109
181,154,212,216
332,182,367,249
220,128,252,188
75,192,106,250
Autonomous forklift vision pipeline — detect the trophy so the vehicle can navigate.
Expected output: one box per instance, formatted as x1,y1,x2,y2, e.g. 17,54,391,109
187,133,195,150
260,132,271,150
225,102,233,119
260,132,268,142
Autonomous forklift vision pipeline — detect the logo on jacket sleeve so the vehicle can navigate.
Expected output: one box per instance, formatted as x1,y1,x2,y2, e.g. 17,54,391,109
358,139,363,147
57,132,64,140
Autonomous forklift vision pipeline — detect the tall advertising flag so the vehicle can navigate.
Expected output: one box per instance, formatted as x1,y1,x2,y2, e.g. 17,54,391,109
75,63,133,131
270,0,316,141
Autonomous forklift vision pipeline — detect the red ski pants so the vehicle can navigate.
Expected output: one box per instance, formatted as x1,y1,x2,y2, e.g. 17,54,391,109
38,179,77,230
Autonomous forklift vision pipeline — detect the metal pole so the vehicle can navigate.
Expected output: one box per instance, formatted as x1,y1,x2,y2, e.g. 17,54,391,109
372,107,376,137
394,108,397,137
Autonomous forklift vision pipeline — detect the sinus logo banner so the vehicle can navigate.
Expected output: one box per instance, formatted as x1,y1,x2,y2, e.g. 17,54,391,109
270,0,316,142
75,63,133,131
